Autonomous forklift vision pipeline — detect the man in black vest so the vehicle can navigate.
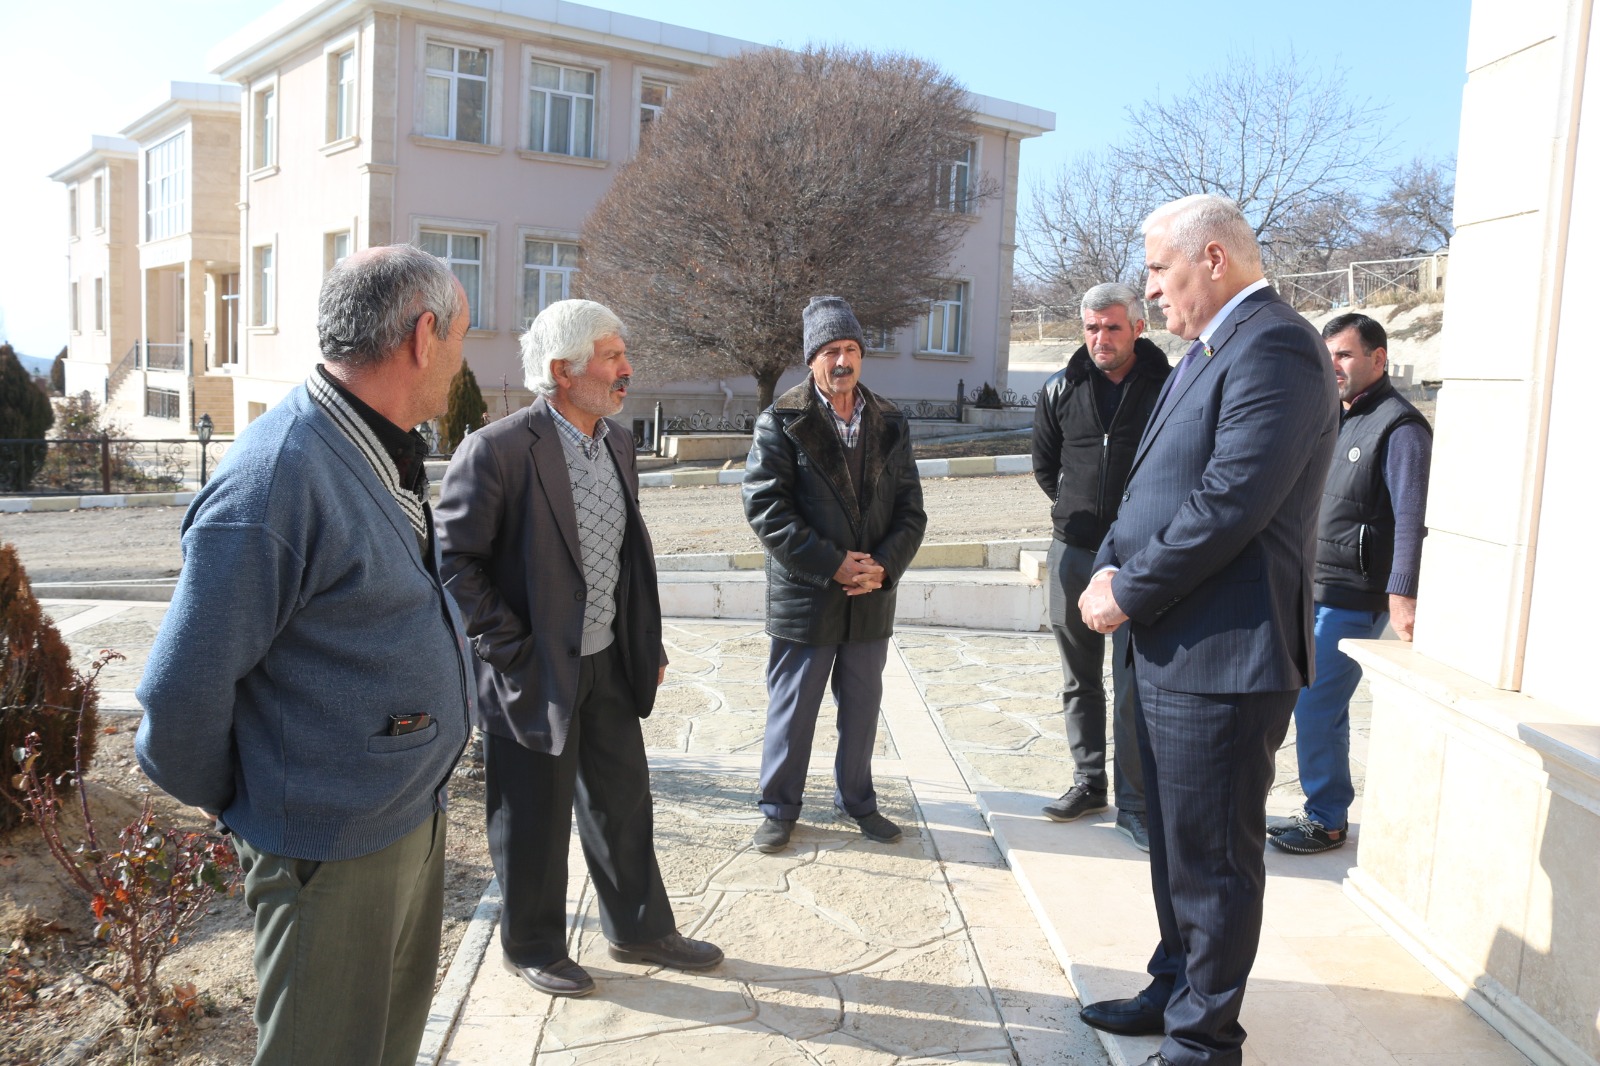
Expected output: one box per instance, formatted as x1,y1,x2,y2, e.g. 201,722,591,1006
1270,312,1432,854
1030,282,1172,851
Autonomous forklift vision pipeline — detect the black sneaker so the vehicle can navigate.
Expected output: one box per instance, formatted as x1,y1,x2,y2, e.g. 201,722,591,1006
1042,784,1108,822
836,806,902,843
1267,813,1347,854
1266,811,1301,836
1115,808,1151,852
752,817,795,853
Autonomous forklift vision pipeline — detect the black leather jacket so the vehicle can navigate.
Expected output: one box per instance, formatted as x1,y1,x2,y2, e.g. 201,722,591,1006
742,381,927,645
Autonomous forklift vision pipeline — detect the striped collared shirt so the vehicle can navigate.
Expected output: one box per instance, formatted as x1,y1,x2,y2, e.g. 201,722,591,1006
548,402,610,460
815,383,863,449
306,369,430,544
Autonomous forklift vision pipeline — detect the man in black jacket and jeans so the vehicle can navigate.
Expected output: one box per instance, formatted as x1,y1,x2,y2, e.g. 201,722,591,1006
1031,282,1172,851
742,296,927,854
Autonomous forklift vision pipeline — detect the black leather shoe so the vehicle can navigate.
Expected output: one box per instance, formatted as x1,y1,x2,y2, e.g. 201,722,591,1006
502,954,594,997
608,932,724,970
1140,1055,1175,1065
1079,989,1166,1035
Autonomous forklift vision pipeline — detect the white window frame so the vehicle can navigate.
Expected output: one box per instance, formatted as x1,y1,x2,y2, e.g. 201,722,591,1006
325,229,353,271
92,173,105,231
631,66,683,152
69,281,80,333
251,240,276,329
517,228,581,329
252,78,279,173
144,130,188,241
519,44,610,163
934,139,978,214
325,39,359,146
918,279,970,357
412,215,497,332
863,322,897,354
415,29,503,147
93,277,105,333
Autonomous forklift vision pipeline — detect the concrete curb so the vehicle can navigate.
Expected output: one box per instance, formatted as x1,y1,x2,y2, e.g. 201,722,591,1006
419,878,503,1066
2,455,1034,509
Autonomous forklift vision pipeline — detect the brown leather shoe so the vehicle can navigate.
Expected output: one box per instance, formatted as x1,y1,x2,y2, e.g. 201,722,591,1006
607,932,723,970
502,954,594,997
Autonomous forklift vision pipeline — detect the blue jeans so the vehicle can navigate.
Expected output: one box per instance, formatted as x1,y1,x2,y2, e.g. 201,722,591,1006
1292,603,1389,829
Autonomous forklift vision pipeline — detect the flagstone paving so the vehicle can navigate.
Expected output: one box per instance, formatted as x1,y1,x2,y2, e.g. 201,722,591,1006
45,600,1505,1066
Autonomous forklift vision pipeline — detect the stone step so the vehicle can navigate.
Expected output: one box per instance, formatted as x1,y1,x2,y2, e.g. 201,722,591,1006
657,565,1045,632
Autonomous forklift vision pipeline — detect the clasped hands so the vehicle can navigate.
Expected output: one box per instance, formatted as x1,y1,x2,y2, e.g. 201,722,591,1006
834,550,885,597
1078,568,1128,634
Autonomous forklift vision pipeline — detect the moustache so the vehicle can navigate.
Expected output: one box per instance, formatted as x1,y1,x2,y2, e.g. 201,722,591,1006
829,365,854,379
611,377,631,392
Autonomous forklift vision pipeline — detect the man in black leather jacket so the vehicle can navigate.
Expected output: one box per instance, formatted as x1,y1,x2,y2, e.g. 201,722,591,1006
741,295,927,854
1031,282,1172,850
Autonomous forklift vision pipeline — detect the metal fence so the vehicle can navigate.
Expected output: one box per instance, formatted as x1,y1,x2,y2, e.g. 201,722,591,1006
1274,253,1449,313
0,435,232,496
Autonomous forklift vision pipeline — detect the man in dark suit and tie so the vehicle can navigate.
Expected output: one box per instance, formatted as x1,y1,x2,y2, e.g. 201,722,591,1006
436,299,721,999
1076,195,1339,1066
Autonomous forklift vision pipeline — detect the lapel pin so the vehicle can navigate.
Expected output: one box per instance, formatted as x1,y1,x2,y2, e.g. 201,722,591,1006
1203,344,1215,359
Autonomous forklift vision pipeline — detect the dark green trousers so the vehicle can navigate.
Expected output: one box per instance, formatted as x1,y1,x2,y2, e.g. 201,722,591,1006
235,811,445,1066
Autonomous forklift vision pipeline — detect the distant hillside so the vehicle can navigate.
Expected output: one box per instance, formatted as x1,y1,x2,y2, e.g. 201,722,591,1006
9,351,53,380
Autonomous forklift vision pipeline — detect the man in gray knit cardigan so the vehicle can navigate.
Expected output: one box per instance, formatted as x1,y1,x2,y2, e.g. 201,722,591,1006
138,244,475,1066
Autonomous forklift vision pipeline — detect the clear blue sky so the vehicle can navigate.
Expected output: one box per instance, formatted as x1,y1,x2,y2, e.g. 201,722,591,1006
0,0,1471,357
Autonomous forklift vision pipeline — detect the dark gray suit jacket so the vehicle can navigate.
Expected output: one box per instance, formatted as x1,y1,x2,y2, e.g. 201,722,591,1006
435,398,665,756
1095,288,1338,694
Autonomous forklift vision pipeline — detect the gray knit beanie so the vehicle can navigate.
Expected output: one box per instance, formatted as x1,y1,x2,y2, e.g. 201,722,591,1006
802,295,866,363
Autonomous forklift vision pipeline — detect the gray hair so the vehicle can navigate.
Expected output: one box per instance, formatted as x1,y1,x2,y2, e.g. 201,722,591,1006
1080,282,1145,321
318,244,461,368
521,299,627,396
1143,194,1263,272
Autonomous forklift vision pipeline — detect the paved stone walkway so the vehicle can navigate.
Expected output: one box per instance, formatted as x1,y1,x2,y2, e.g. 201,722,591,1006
44,602,1528,1066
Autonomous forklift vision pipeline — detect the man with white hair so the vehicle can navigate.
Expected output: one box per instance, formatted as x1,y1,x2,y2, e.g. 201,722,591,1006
1076,195,1338,1065
436,299,722,999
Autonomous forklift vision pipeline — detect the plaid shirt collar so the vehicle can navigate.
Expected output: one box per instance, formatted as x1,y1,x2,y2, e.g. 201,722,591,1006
814,382,863,448
548,401,609,460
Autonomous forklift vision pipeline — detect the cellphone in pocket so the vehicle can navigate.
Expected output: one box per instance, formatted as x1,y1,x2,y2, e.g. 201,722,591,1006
388,713,431,736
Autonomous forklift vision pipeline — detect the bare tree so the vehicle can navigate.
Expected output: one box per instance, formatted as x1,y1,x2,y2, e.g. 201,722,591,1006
1114,49,1391,269
1019,152,1153,300
580,47,987,410
1370,155,1455,256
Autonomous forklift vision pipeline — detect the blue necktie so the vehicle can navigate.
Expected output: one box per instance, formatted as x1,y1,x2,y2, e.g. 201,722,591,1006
1155,338,1207,421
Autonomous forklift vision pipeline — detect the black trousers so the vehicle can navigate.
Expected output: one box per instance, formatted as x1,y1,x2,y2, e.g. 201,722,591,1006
1136,676,1295,1066
484,643,675,967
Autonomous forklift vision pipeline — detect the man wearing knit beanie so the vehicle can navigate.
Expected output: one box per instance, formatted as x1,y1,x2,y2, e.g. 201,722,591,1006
741,295,928,854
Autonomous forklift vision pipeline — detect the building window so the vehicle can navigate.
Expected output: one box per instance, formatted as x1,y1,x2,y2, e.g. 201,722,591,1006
419,229,482,327
522,239,578,327
423,42,489,144
325,230,352,270
92,174,104,230
145,385,181,421
639,79,671,135
528,60,596,157
252,244,274,327
254,86,277,169
68,185,79,237
329,48,357,141
94,278,105,332
69,281,80,333
219,272,240,364
864,323,895,351
145,131,187,240
934,141,973,213
919,282,967,355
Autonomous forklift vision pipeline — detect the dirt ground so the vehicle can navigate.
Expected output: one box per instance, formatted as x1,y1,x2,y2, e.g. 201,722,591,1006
0,464,1052,584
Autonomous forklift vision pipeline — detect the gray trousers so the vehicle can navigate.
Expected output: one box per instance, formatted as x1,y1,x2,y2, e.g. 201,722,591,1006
1047,538,1144,812
485,644,675,967
236,810,445,1066
758,636,890,821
